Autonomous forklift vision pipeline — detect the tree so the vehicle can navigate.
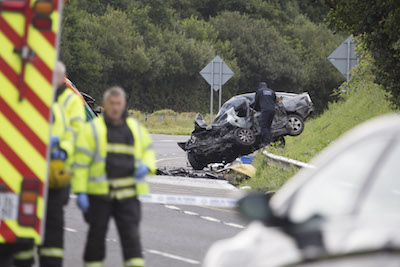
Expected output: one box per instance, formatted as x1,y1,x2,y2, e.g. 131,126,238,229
210,11,303,93
327,0,400,106
282,16,345,111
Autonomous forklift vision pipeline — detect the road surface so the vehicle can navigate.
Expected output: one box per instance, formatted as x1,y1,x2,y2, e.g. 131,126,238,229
46,134,246,266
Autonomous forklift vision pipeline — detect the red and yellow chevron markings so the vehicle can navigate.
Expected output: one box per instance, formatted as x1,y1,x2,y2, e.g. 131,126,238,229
0,0,63,244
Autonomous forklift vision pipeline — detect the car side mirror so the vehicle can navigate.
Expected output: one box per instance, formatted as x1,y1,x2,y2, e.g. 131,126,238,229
237,193,278,225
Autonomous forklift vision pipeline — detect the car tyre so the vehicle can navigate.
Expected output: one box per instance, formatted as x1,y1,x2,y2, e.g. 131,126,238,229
234,128,256,146
188,151,207,170
288,114,304,136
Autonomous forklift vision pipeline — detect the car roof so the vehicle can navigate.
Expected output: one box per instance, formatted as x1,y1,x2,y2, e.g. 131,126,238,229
271,113,400,214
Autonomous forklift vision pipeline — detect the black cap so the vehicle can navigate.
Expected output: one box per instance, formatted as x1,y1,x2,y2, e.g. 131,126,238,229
259,82,268,88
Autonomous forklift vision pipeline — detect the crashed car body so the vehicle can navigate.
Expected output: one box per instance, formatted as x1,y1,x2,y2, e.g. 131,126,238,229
179,92,313,170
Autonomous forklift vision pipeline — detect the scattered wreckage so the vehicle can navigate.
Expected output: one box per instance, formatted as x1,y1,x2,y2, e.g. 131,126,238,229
178,92,313,170
157,162,257,186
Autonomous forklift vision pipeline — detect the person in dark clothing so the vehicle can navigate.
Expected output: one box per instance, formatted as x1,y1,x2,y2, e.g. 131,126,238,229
73,86,156,267
254,82,276,146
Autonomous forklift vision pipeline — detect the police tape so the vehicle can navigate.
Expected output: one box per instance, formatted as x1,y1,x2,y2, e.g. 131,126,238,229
138,194,238,208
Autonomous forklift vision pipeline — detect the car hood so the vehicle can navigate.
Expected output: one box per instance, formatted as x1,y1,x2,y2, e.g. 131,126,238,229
203,216,400,267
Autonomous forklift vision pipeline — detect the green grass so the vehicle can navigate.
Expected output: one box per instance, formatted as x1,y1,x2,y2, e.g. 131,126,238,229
245,59,397,192
128,109,217,135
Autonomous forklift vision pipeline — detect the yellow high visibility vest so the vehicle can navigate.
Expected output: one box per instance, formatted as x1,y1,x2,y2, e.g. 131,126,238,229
56,87,86,143
51,103,74,170
72,116,156,197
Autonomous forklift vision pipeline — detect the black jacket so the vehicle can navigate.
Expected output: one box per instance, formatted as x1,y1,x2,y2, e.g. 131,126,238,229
254,86,276,112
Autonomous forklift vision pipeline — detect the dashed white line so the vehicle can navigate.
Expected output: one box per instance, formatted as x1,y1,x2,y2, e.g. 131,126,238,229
200,216,221,223
146,249,200,265
183,211,199,216
165,205,181,210
223,222,245,229
164,205,244,229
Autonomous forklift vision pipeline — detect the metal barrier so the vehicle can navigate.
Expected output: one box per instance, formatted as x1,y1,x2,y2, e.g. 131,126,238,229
262,150,316,169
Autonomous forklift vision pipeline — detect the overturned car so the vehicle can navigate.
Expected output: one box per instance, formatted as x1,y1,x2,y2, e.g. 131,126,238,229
178,92,313,170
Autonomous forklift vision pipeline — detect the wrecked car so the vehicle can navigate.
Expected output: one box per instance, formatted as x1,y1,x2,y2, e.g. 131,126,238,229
178,92,313,170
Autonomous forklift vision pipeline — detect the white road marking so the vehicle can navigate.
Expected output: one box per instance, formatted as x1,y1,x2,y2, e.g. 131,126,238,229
163,204,245,229
223,222,245,229
183,211,199,216
164,205,181,210
146,249,200,265
64,227,77,233
200,216,221,223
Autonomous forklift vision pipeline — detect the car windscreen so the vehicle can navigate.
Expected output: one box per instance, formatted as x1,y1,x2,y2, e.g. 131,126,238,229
215,96,253,119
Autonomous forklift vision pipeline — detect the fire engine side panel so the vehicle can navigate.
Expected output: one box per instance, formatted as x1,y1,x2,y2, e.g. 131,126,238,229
0,0,64,245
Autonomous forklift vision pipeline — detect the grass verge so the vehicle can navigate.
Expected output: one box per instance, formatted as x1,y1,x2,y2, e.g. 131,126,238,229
247,58,397,191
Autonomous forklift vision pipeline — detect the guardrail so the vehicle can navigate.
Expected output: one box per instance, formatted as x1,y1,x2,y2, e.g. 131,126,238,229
262,150,316,169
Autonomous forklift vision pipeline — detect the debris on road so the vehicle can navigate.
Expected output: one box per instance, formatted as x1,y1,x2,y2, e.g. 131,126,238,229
156,160,256,186
156,167,225,180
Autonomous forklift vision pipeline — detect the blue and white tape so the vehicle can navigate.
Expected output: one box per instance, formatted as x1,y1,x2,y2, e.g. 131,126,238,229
139,194,237,208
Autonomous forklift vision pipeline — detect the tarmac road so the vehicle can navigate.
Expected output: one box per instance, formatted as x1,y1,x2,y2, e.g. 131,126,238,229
41,134,246,266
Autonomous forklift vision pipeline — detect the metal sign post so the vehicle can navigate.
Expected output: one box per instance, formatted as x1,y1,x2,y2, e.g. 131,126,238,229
200,56,234,123
328,36,358,81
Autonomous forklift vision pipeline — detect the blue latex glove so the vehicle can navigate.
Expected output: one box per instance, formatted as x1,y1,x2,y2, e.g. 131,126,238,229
50,136,67,160
50,136,60,148
77,193,89,213
135,161,149,180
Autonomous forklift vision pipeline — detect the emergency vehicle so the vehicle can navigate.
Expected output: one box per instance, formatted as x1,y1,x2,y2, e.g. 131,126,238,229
0,0,65,262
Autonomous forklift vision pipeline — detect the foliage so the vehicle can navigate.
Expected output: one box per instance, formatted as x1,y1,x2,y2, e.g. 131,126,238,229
60,0,344,114
326,0,400,107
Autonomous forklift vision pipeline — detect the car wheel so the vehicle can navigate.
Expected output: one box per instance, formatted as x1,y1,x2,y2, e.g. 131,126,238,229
234,128,256,146
187,151,207,170
288,114,304,136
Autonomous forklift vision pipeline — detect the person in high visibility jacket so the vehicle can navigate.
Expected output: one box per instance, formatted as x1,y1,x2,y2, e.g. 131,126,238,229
14,62,85,267
72,86,156,267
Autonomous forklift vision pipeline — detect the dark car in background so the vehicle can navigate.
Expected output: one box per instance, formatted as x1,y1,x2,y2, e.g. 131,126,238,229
179,92,314,170
203,114,400,267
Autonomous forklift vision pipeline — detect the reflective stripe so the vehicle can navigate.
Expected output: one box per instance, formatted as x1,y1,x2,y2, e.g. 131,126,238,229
63,92,74,109
93,156,106,163
76,146,95,157
106,143,134,155
70,116,84,122
90,120,102,163
72,163,90,168
125,257,145,267
40,247,64,258
108,177,135,188
89,175,107,182
58,104,67,130
136,121,142,139
110,188,136,199
85,262,103,267
13,249,35,260
66,126,78,140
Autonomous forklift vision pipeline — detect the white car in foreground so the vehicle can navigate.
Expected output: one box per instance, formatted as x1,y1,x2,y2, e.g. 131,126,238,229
203,114,400,267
